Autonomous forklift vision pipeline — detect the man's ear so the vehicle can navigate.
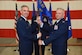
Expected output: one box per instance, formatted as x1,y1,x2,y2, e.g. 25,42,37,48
63,13,65,18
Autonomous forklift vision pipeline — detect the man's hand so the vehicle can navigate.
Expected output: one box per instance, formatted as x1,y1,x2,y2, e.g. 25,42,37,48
37,32,42,38
38,40,43,45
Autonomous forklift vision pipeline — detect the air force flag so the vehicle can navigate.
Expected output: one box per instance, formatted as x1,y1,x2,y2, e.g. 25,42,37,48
66,3,72,39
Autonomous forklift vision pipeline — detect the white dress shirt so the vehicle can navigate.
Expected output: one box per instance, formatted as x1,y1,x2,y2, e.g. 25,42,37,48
21,15,27,21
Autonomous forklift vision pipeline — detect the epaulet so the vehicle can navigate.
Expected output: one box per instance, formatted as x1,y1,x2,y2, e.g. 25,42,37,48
18,17,23,21
19,18,22,21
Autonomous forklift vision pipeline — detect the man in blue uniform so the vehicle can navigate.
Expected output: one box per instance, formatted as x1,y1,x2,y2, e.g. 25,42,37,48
37,8,68,55
16,5,41,55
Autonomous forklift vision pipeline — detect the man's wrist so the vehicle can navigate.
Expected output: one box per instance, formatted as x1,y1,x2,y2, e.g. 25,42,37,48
40,23,44,28
37,34,40,39
42,41,45,45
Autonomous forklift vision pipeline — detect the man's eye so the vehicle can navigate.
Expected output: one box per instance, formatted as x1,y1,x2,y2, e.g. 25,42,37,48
23,10,26,11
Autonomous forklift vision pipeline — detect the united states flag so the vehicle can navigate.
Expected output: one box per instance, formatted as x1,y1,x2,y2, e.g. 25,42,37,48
0,0,82,38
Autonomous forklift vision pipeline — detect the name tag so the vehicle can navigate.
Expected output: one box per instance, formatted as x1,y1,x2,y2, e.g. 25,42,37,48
54,25,58,30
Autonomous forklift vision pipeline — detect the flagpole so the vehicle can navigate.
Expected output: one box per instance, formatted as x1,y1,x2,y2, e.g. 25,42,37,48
36,0,42,55
37,0,42,55
14,3,19,52
32,0,42,55
49,0,52,25
67,0,71,52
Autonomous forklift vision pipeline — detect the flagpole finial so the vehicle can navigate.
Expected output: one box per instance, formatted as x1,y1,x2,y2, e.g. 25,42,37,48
68,2,69,4
32,0,35,3
67,2,69,7
49,0,51,3
67,0,69,4
15,3,17,5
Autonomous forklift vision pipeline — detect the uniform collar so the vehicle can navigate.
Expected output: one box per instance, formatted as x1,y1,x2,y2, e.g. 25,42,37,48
21,15,27,21
56,18,64,23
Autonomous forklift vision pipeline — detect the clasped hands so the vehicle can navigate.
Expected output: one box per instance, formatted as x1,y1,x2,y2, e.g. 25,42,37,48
38,36,49,45
35,16,45,45
38,39,43,45
37,32,43,45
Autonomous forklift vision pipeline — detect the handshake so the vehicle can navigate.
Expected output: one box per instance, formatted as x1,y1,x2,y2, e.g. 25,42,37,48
37,32,42,38
37,32,44,45
37,33,49,45
38,39,44,45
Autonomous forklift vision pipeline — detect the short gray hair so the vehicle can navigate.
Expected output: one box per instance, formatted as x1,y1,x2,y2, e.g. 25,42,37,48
21,5,29,9
56,8,64,11
56,8,65,14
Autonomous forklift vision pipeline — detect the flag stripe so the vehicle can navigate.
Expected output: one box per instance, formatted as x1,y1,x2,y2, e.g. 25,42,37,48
0,29,82,38
0,19,15,29
0,1,82,10
17,0,82,1
0,19,82,29
0,1,82,38
72,29,82,38
0,10,82,19
0,29,16,38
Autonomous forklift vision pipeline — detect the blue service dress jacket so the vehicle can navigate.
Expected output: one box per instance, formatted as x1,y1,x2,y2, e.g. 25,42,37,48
42,18,68,55
16,16,38,55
